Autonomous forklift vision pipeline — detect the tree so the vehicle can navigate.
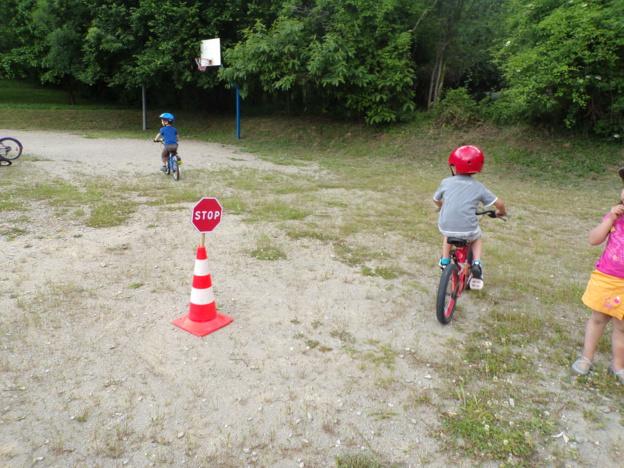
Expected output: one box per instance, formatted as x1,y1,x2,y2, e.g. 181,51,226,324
220,0,420,124
0,0,46,80
32,0,95,104
408,0,508,111
496,0,624,136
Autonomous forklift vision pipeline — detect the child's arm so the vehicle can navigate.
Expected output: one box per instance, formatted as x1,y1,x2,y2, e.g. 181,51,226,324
493,199,506,217
589,204,624,245
433,199,442,211
154,133,161,142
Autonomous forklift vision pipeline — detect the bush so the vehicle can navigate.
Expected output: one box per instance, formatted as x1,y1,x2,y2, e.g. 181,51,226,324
433,88,482,129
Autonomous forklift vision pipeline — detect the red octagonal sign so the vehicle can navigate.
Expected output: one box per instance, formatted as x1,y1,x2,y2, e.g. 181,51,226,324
191,197,223,233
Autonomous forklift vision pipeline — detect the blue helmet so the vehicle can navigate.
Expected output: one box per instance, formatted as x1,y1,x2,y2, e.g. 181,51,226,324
159,112,175,122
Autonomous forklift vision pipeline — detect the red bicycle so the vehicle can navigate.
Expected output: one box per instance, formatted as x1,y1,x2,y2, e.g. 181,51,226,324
436,209,506,324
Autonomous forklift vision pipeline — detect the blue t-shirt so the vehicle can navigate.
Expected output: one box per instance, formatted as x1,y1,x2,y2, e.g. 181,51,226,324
433,175,498,236
159,126,178,146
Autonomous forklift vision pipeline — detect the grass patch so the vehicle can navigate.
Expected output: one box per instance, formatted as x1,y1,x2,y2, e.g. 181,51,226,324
335,453,397,468
250,236,287,261
87,201,137,228
361,265,405,279
0,226,27,240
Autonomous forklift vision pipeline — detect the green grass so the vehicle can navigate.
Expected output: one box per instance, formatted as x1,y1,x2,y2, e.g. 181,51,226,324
2,79,624,465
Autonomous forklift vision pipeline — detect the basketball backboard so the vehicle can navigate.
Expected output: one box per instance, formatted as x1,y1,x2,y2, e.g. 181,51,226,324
195,38,221,71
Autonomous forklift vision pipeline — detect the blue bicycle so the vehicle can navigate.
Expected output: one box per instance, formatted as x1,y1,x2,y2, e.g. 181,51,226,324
155,140,181,181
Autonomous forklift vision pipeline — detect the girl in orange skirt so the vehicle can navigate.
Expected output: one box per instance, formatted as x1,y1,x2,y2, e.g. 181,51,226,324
571,188,624,384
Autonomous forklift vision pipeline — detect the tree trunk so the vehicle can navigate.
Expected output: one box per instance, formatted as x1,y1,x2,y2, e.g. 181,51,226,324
427,48,446,111
64,76,76,106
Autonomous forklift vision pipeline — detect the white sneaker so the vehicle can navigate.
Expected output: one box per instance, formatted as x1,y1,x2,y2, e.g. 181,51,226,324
469,277,484,290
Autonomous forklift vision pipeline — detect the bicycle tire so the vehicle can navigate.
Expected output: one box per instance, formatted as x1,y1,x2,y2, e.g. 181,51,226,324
172,159,180,180
436,263,461,324
0,138,23,160
165,161,171,175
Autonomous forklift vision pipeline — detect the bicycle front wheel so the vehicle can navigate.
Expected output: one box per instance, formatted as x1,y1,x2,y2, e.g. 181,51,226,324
172,159,180,180
0,138,23,160
436,263,461,324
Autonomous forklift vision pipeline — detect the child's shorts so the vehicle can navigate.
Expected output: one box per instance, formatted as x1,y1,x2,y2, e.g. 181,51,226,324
439,226,482,242
582,270,624,319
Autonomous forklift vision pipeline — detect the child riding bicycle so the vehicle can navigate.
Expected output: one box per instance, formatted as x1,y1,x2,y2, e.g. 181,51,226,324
153,112,181,171
433,145,506,289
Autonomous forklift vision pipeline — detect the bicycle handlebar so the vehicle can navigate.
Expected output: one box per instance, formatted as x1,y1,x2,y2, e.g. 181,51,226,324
475,209,507,221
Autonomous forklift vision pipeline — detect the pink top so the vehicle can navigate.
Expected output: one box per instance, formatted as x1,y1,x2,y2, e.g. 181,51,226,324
596,213,624,278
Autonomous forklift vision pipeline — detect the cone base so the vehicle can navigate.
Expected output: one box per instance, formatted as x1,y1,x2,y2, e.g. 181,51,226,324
172,312,233,337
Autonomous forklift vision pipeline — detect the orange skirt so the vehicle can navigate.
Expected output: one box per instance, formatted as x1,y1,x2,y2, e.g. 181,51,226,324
582,270,624,319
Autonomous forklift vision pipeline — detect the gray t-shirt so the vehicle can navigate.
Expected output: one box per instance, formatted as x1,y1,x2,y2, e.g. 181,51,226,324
433,175,498,237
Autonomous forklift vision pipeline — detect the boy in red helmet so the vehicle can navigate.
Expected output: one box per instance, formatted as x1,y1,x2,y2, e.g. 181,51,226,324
433,145,506,289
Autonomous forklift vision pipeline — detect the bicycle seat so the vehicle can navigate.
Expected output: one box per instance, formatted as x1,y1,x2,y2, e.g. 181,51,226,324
447,237,469,247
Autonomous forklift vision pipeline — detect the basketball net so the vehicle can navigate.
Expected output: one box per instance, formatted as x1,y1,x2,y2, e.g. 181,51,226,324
194,58,213,72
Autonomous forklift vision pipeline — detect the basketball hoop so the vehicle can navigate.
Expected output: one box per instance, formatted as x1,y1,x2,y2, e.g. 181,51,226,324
195,57,213,72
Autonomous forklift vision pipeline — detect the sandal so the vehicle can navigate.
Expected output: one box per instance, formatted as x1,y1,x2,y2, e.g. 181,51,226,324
608,364,624,384
571,356,594,376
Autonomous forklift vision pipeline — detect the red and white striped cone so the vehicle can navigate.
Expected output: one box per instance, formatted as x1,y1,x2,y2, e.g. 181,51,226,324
173,246,233,337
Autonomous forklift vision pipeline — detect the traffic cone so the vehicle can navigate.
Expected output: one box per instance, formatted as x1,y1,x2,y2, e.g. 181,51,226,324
173,246,233,337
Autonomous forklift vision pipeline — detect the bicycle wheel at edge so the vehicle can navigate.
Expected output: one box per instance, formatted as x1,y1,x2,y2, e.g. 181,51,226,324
436,263,461,324
0,138,23,160
172,159,180,180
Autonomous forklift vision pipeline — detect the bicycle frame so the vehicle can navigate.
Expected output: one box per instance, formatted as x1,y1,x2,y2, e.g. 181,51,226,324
451,241,472,292
156,140,180,181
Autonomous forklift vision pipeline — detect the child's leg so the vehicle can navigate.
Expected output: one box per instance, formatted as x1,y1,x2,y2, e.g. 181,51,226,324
470,237,482,262
611,316,624,371
469,237,484,285
442,237,451,259
579,310,612,367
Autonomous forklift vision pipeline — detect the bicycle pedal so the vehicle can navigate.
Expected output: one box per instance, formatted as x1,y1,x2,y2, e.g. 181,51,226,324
469,278,484,290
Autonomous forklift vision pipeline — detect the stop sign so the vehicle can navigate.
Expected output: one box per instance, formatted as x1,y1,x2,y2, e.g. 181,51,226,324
191,197,223,232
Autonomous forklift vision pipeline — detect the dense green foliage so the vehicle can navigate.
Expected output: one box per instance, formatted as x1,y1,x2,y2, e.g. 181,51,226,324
494,0,624,136
1,0,623,134
221,0,419,123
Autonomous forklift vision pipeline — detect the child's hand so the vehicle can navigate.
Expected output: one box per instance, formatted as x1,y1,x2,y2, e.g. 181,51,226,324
610,203,624,220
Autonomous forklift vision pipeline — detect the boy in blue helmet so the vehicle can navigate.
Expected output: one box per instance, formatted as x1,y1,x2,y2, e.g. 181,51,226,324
153,113,181,171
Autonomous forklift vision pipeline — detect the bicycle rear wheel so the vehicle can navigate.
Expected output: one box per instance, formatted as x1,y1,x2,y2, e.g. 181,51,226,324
436,263,461,324
0,138,23,160
172,159,180,180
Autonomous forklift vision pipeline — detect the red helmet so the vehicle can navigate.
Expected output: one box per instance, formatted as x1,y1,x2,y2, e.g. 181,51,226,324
448,146,484,174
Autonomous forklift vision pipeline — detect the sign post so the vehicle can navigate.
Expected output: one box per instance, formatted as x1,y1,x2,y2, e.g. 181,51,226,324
173,197,232,337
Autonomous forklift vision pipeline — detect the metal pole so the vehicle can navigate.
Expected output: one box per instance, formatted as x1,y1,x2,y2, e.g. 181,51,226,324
142,85,147,131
